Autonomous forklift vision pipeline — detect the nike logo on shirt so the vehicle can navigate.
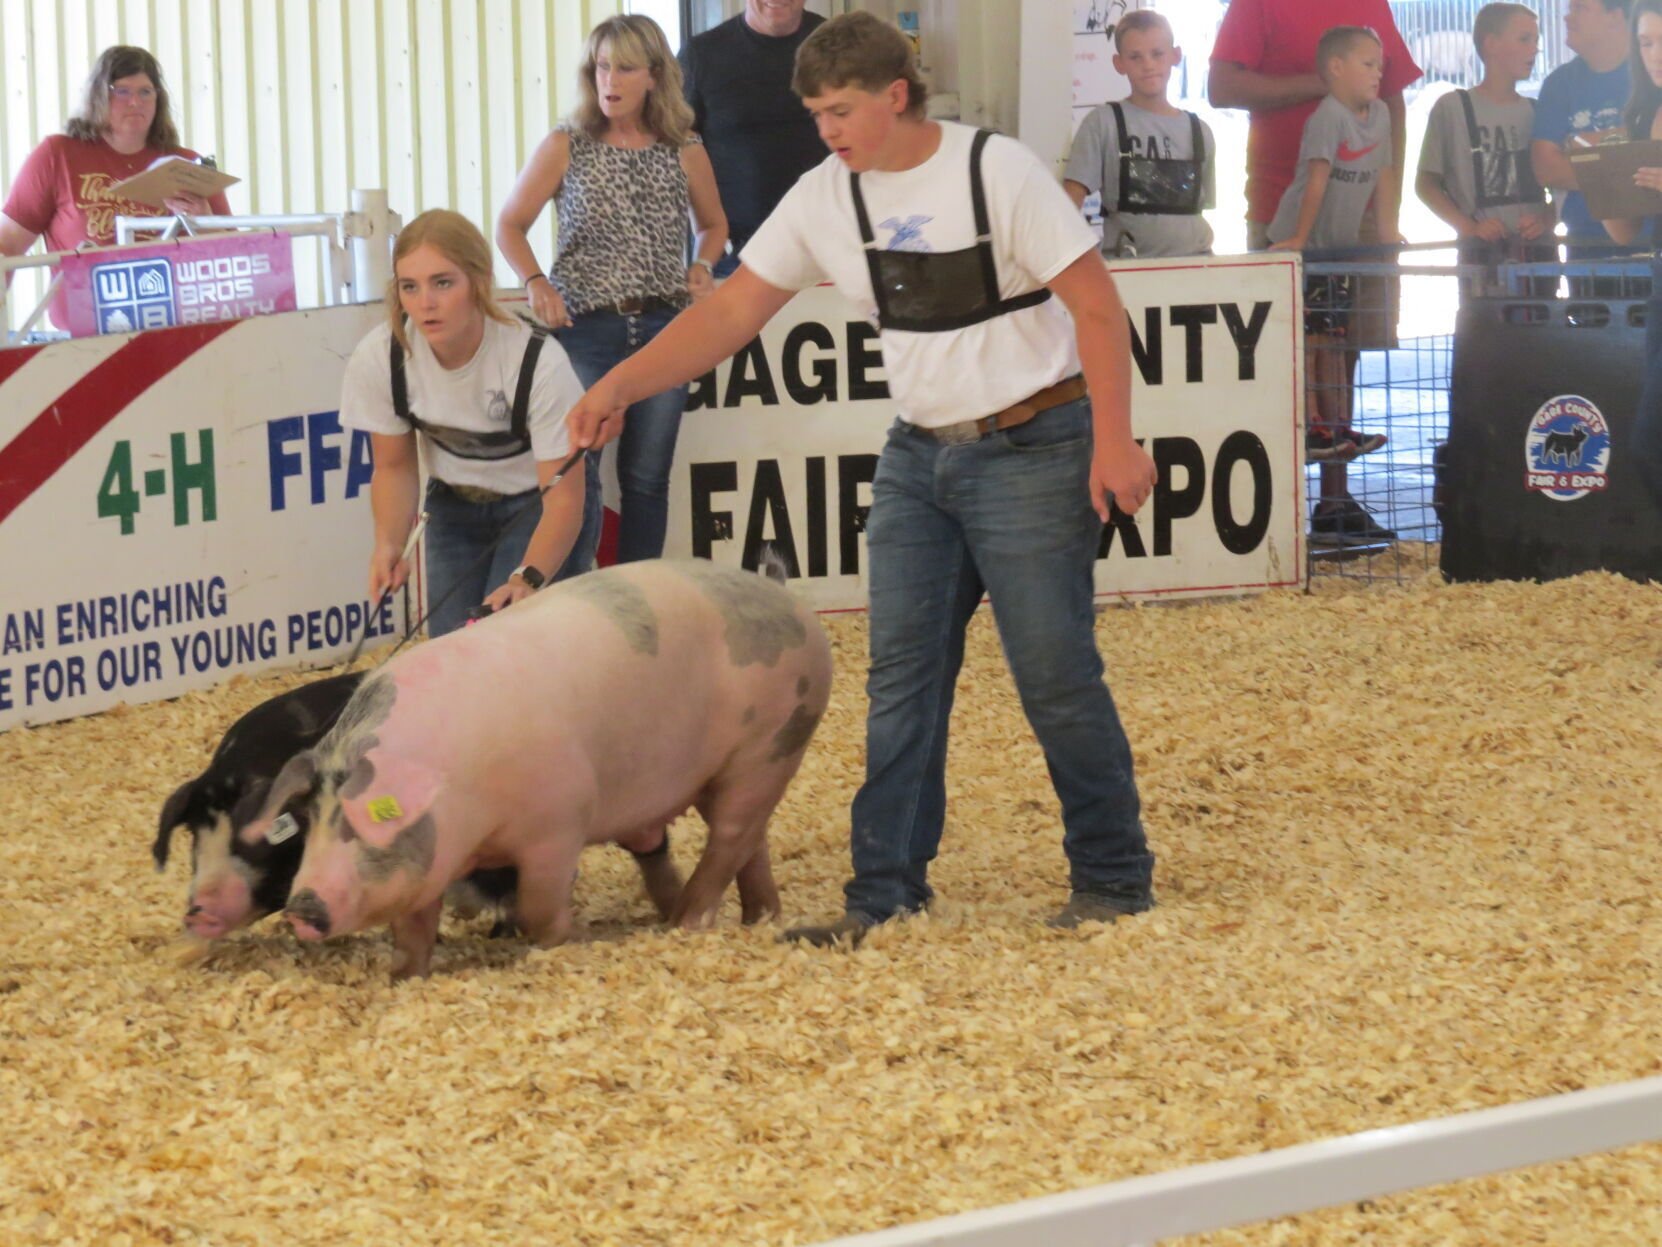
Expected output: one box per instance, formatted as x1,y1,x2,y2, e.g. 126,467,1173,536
1336,141,1381,162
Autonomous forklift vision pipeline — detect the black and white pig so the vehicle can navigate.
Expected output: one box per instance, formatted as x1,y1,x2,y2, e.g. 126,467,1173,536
154,671,683,940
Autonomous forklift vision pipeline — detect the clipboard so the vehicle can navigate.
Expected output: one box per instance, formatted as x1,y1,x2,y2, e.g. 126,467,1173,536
1568,139,1662,221
109,156,240,209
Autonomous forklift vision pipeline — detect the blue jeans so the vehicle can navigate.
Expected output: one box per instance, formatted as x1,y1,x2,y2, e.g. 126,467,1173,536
845,397,1154,921
553,306,688,574
421,479,542,639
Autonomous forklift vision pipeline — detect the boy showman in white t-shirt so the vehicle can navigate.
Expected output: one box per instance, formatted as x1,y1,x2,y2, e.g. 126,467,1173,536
567,12,1159,945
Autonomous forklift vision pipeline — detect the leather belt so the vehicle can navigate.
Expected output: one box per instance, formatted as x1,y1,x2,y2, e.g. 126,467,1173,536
437,480,532,505
609,295,679,316
905,375,1087,446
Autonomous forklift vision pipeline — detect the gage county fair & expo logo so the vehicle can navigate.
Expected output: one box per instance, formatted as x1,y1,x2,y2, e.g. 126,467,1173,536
1523,395,1611,502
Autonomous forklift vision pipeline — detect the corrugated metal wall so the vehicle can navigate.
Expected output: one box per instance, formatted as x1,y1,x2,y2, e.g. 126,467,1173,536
0,0,621,332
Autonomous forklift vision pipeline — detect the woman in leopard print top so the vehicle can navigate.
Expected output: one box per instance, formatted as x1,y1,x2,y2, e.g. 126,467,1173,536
498,14,727,572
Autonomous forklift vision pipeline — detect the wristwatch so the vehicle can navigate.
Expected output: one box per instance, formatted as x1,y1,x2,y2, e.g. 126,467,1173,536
510,564,545,590
690,258,714,276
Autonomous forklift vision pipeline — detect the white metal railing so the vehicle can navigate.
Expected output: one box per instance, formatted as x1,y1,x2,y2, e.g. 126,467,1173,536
0,253,65,340
810,1076,1662,1247
1,188,397,345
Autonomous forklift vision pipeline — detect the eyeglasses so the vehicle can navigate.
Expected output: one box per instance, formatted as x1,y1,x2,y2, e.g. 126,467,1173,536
111,87,157,103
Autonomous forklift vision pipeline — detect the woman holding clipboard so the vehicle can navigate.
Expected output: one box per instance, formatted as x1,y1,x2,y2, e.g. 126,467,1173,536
1600,0,1662,504
0,45,232,330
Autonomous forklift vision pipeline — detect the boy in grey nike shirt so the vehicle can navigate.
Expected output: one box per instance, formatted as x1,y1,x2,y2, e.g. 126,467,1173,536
1270,25,1402,544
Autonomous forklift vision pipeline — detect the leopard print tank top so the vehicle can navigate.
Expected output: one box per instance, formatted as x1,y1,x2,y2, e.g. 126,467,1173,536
549,125,694,316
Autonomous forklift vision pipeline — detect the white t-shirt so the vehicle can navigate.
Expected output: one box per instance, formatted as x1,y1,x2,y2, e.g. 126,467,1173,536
741,121,1098,428
339,315,581,493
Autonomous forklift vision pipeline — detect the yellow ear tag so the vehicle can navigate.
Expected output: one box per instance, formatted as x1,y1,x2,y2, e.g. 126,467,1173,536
365,795,404,824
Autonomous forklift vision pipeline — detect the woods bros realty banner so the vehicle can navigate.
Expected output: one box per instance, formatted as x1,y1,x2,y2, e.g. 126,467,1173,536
666,253,1305,606
57,232,298,337
0,304,395,729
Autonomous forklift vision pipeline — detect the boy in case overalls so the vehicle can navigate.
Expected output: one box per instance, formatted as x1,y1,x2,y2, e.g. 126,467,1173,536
1415,3,1555,295
1065,10,1217,258
566,12,1160,943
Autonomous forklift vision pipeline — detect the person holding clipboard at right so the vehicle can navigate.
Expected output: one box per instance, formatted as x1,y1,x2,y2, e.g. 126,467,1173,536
1600,0,1662,504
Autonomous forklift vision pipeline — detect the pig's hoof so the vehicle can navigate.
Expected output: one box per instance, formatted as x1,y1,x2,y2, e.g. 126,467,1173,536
644,882,683,922
389,954,433,981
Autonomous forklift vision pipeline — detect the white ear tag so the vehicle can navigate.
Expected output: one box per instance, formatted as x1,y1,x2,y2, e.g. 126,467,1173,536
267,812,300,845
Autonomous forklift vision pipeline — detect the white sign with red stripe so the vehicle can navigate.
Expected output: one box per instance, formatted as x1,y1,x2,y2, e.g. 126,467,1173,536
1,252,1301,730
0,304,397,730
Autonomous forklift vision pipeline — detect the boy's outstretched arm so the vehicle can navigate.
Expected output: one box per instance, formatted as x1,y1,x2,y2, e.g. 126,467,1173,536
567,266,796,450
1269,162,1332,251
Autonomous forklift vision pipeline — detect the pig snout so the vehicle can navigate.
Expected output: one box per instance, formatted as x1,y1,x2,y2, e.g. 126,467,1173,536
183,905,232,940
184,875,255,940
284,889,333,941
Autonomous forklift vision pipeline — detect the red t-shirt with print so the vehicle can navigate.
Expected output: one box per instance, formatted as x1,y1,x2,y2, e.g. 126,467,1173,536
2,133,233,326
1211,0,1422,224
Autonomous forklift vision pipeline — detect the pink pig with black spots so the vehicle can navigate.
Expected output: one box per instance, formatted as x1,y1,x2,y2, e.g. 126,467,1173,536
245,559,831,980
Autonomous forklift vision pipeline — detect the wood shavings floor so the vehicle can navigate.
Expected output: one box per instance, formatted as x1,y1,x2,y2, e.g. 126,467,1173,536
1,566,1658,1246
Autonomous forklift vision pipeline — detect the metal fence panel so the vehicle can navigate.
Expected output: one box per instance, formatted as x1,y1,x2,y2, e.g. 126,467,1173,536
1390,0,1568,92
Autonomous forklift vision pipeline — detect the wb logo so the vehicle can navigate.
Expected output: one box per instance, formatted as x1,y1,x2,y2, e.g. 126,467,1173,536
92,259,175,334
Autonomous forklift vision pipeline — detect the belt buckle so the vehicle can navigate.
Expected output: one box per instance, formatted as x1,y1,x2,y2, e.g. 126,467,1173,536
616,297,645,315
932,420,981,446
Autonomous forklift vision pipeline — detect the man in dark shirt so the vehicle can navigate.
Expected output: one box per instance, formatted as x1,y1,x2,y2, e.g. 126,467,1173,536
679,0,826,273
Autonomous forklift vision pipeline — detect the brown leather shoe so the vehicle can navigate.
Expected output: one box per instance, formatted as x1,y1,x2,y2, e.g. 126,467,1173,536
1047,892,1134,929
781,912,875,948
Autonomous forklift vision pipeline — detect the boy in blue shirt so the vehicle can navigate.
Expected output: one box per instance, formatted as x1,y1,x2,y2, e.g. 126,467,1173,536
1531,0,1638,293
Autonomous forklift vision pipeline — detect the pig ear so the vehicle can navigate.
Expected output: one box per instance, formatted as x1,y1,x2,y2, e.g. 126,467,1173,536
240,752,319,844
338,749,444,849
153,776,200,870
227,780,271,835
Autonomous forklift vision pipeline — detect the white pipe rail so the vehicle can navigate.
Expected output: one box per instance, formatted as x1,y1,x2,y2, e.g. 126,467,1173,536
115,211,339,242
116,213,352,307
0,252,64,340
115,195,396,305
810,1076,1662,1247
348,189,394,302
2,190,397,343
